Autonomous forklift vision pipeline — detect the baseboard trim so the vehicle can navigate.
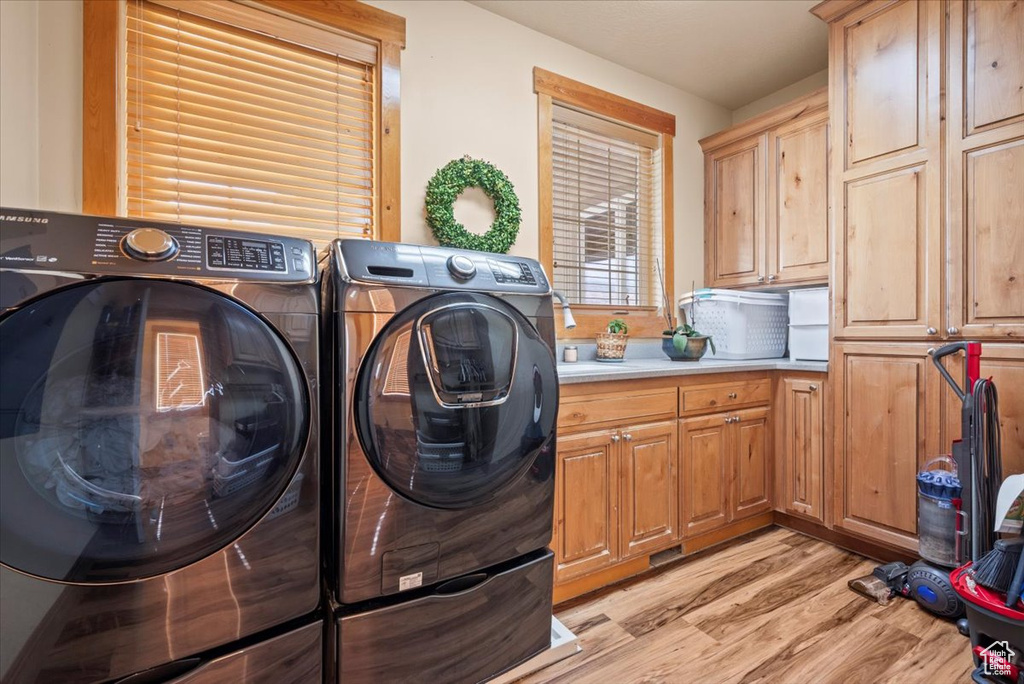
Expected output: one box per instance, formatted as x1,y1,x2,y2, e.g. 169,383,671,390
682,512,775,555
773,512,917,564
553,556,649,605
552,514,776,608
551,512,919,609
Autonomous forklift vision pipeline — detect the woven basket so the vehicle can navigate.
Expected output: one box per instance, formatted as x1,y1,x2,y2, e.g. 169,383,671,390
595,332,628,360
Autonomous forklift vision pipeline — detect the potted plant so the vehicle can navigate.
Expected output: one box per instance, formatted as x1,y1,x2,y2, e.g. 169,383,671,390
596,318,629,362
662,323,716,362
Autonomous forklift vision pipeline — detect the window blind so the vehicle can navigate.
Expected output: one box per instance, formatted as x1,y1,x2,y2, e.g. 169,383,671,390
551,105,663,308
126,0,376,244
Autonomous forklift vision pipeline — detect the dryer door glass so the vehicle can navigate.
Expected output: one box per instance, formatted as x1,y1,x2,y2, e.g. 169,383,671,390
0,280,308,583
355,292,557,508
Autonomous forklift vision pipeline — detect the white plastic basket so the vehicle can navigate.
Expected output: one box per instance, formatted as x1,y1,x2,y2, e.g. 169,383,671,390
788,287,829,326
679,289,789,360
789,324,828,361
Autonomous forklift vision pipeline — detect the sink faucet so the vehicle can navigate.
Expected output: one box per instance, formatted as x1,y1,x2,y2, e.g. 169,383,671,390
552,291,576,329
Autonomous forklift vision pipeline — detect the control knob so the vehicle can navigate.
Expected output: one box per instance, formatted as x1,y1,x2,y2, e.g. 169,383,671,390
446,254,477,280
122,228,179,262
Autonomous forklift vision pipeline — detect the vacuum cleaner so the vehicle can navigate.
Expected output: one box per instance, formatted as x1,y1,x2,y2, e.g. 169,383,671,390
849,341,1003,621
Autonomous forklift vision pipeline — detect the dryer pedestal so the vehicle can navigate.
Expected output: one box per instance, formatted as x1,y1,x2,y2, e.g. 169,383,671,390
335,550,553,684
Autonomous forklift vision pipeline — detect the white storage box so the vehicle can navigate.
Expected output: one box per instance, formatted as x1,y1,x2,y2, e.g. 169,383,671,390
788,287,829,325
789,324,828,361
679,289,789,360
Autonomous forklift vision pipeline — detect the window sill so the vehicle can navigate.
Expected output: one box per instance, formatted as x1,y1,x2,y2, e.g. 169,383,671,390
554,306,670,340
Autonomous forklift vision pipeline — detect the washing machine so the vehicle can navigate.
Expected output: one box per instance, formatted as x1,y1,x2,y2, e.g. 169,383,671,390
0,208,322,683
323,240,557,683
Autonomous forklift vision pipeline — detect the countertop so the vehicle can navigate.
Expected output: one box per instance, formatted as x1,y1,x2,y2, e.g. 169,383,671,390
556,357,828,384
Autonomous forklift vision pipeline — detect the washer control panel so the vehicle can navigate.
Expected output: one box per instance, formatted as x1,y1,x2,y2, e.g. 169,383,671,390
0,207,315,283
207,235,287,272
447,254,477,280
337,240,550,295
123,228,179,262
488,259,536,286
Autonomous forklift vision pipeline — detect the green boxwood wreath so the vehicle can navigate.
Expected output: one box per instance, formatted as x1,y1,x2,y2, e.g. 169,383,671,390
425,156,521,253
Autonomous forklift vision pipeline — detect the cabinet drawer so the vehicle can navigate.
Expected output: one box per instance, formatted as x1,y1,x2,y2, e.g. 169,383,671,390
680,380,770,414
558,388,677,432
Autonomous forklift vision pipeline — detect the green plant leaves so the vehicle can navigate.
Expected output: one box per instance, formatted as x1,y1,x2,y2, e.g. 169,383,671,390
424,157,521,253
607,318,628,334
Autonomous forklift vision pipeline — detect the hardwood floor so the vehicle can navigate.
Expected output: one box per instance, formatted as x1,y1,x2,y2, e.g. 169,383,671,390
522,528,973,684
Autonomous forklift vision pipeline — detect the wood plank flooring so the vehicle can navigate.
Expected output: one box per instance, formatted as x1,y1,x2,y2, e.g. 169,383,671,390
521,528,974,684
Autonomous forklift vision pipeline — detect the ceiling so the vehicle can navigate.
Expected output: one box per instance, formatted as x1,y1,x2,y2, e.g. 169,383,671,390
468,0,827,110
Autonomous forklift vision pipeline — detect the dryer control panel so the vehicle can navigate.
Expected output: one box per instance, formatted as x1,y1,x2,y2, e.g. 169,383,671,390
0,207,315,282
336,240,551,295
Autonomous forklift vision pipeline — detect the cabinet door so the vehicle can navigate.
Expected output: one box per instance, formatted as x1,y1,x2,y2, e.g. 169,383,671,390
705,135,766,288
833,343,941,551
780,378,825,522
730,407,772,520
619,421,678,558
679,414,729,536
939,344,1024,477
946,1,1024,340
830,0,943,339
767,110,829,285
553,430,618,582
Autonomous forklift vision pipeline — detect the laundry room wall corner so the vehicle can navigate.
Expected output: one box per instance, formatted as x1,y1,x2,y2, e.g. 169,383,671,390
0,0,82,212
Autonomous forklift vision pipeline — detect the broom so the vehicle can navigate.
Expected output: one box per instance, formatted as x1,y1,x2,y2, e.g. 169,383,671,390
971,537,1024,594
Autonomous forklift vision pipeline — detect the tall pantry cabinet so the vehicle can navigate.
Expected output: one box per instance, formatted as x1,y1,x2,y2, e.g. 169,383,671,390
814,0,1024,553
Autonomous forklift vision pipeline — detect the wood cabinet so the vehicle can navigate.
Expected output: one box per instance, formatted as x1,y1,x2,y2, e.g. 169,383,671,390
552,429,619,582
767,109,830,284
701,89,829,289
679,406,771,537
827,0,943,340
777,377,826,523
832,342,941,552
679,413,730,536
704,136,766,288
731,407,773,518
552,420,678,584
946,0,1024,341
619,421,678,558
811,0,1024,554
821,0,1021,341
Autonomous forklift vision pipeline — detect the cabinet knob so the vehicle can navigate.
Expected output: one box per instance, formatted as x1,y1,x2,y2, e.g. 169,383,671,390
727,392,738,399
756,275,765,283
768,274,778,282
610,435,620,443
809,384,818,391
623,433,632,442
947,327,960,335
926,327,938,335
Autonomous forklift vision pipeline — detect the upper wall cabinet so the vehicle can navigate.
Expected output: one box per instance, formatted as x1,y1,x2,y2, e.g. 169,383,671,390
828,0,943,339
817,0,1022,340
946,0,1024,340
701,89,829,289
768,110,831,285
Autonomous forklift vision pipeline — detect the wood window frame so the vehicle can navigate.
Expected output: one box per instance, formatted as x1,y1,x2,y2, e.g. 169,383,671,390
83,0,404,242
535,67,676,339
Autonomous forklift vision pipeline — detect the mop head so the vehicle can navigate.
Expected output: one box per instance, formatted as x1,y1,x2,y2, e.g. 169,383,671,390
848,562,908,605
972,538,1024,594
848,575,897,605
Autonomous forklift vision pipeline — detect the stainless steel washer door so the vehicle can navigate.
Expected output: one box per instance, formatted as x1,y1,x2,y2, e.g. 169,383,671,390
354,292,557,509
0,279,309,583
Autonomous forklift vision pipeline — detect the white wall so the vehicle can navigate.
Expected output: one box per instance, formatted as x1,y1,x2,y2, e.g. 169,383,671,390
0,0,81,211
0,1,39,208
367,0,731,300
0,0,731,299
731,68,828,125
